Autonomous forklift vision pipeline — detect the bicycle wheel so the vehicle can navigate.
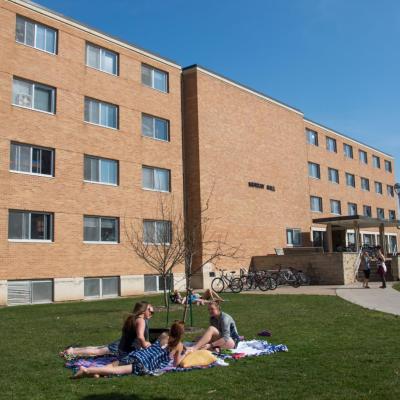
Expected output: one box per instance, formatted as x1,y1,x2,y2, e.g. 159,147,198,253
257,276,270,291
271,272,282,286
298,272,310,285
230,277,243,293
242,276,253,290
267,276,278,290
211,277,225,293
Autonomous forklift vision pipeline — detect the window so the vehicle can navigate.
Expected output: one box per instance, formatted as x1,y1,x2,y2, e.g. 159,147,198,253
360,177,370,191
142,166,170,192
343,143,353,158
8,210,53,241
142,114,169,141
7,280,53,305
372,155,380,169
375,181,383,195
13,77,55,113
362,234,376,247
16,16,57,54
84,155,118,185
387,235,398,254
308,162,320,179
286,228,301,246
326,137,337,153
359,150,368,164
384,160,392,173
389,210,396,221
141,64,168,92
10,142,54,176
84,277,119,298
310,196,323,212
84,216,118,243
387,185,394,197
348,203,357,216
312,230,326,249
143,220,171,244
377,208,385,220
144,275,174,292
86,43,118,75
84,97,118,129
345,173,355,188
328,168,339,184
306,129,318,146
363,205,372,217
330,200,341,215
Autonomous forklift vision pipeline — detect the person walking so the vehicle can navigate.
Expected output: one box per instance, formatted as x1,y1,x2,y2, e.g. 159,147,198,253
361,250,371,288
375,246,387,289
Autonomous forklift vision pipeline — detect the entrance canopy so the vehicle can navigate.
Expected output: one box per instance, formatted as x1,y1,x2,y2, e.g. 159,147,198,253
312,215,400,254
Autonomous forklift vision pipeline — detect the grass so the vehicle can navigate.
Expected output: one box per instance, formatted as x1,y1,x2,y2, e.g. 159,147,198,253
1,294,400,400
393,282,400,292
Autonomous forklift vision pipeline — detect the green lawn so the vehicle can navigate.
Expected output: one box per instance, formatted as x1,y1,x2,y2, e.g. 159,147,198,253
1,293,399,400
393,282,400,292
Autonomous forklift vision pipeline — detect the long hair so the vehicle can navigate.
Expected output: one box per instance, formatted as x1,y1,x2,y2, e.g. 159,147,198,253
168,321,185,349
122,301,150,335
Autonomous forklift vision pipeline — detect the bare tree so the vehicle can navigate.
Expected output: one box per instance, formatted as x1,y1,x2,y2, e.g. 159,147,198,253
124,195,185,307
182,189,242,321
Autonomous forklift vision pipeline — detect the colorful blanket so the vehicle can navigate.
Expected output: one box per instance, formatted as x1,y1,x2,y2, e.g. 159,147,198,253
64,340,288,376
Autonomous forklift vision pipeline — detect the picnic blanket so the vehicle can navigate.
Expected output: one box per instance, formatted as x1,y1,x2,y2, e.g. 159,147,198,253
64,340,288,376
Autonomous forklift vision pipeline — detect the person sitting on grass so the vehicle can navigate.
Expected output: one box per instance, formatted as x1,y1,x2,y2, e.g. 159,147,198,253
201,288,224,302
182,288,224,306
73,321,188,378
60,301,154,359
190,301,240,352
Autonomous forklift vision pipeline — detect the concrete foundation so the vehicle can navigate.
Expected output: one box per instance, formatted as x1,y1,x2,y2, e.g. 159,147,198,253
54,277,84,302
120,275,144,296
0,280,7,306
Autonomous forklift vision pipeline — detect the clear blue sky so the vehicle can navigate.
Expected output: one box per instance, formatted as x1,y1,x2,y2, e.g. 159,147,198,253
36,0,400,185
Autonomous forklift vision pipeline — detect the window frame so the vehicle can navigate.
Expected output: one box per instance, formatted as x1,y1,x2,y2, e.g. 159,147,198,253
387,185,394,197
143,220,172,245
330,199,342,215
377,208,385,220
326,137,337,153
141,113,170,142
15,15,58,55
141,64,169,93
358,149,368,164
9,142,55,177
388,210,396,221
310,196,323,213
83,154,119,186
360,177,370,191
328,167,339,184
372,155,381,169
384,160,392,173
286,228,302,247
84,97,119,130
142,165,171,192
85,42,119,76
363,205,372,217
308,162,321,179
306,129,318,146
343,143,353,159
12,77,56,114
84,276,120,299
8,210,53,242
347,202,358,216
345,172,356,188
83,216,119,244
375,181,383,195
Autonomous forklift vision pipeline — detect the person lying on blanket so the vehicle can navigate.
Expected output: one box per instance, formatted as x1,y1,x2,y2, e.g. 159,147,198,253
73,321,189,378
190,301,240,352
60,301,154,359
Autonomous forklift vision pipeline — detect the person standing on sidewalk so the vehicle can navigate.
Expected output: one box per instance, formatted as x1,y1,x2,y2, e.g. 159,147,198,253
375,246,387,289
362,250,371,288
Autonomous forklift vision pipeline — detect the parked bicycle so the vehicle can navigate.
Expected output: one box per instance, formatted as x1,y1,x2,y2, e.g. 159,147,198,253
271,264,302,287
211,269,243,293
239,268,277,291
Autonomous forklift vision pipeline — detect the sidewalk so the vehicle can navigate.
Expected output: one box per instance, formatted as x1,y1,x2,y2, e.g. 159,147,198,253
242,285,339,296
336,282,400,316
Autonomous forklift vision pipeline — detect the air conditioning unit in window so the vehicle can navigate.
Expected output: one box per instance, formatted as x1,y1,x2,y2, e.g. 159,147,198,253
16,94,32,107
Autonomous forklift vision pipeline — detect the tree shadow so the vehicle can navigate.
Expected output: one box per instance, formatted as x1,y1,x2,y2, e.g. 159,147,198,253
81,394,170,400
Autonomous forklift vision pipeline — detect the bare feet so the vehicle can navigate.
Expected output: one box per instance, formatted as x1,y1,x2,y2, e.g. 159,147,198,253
59,347,74,358
72,366,88,379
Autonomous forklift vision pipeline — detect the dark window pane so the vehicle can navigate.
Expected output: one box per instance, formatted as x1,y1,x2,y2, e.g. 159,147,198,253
34,85,53,112
141,65,152,87
155,118,168,140
30,213,46,240
41,149,53,175
16,16,25,43
32,148,41,173
84,278,100,297
101,218,117,242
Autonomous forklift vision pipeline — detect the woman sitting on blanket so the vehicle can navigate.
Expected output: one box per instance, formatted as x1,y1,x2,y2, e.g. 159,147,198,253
60,301,154,359
73,321,188,378
190,301,240,352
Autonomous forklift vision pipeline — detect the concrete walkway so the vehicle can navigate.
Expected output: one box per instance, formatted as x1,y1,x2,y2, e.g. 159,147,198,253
336,282,400,316
242,285,338,296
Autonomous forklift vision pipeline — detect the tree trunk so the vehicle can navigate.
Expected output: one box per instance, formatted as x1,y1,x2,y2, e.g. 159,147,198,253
163,274,168,308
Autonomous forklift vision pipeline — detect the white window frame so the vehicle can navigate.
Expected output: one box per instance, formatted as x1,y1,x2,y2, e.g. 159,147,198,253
348,203,358,216
326,136,337,153
310,196,323,213
143,220,172,245
330,199,342,215
85,42,118,76
141,114,170,142
12,77,56,114
10,142,54,177
286,228,302,247
8,210,53,242
83,155,118,186
141,64,169,93
345,173,355,188
142,166,171,192
372,155,381,169
306,129,318,146
328,167,339,184
84,97,119,130
359,150,368,164
15,15,57,55
308,162,320,179
7,279,53,305
343,143,353,159
360,177,370,191
375,181,383,195
83,216,119,244
84,277,120,299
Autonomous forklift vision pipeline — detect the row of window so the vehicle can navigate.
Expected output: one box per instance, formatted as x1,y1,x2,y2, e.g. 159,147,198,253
16,15,169,91
13,77,170,136
7,275,173,305
10,142,171,190
308,162,395,197
309,196,396,219
8,211,171,244
306,128,393,173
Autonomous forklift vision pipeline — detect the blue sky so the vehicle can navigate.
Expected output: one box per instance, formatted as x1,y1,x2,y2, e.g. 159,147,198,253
36,0,400,184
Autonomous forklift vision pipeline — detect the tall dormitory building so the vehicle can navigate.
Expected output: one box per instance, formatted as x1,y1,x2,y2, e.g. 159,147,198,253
0,0,397,305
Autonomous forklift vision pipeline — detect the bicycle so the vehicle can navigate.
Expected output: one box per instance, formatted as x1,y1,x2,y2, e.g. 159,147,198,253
211,269,243,293
271,264,301,287
240,268,277,291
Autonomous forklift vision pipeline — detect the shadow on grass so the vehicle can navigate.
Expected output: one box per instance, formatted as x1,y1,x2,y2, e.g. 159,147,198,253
81,394,169,400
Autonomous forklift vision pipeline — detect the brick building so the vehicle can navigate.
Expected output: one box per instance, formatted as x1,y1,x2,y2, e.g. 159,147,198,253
0,0,398,305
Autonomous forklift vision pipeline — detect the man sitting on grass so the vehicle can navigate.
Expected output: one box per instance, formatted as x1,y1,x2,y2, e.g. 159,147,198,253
190,301,240,352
